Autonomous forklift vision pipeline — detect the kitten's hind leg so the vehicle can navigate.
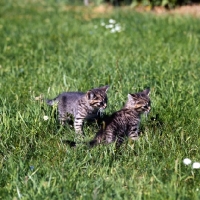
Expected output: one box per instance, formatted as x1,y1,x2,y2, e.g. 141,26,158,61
105,130,116,144
59,113,73,127
58,114,67,126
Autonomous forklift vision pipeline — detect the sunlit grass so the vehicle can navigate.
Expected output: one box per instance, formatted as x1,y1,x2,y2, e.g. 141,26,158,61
0,0,200,199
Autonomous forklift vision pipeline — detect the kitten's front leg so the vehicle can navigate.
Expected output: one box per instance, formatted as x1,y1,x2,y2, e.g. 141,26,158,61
74,117,84,134
128,126,139,140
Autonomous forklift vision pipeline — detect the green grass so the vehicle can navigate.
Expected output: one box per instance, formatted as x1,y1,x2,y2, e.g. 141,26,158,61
1,1,200,199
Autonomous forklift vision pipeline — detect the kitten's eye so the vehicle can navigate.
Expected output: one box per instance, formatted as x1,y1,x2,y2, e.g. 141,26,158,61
142,104,148,109
96,102,102,106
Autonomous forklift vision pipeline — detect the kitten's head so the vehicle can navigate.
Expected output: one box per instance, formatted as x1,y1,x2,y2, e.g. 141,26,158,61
126,88,151,114
86,85,109,110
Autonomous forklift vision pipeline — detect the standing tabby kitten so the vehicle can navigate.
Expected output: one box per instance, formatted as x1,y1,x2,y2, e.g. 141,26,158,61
89,88,151,147
47,85,109,134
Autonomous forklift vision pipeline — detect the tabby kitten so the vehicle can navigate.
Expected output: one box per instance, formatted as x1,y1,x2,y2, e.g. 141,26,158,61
47,85,109,134
89,88,150,147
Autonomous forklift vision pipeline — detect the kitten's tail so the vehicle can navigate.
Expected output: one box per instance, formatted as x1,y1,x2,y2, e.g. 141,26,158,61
63,129,105,148
62,140,77,147
88,132,104,147
62,140,97,148
62,137,101,148
88,139,101,147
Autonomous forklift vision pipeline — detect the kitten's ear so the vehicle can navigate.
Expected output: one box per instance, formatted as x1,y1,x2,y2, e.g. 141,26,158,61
143,88,150,96
128,94,137,102
100,85,109,93
128,94,132,101
86,91,95,100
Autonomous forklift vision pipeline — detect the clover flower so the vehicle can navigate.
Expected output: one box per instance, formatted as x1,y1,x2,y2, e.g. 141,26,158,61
105,24,114,29
192,162,200,169
43,115,49,121
183,158,200,169
100,19,123,33
110,29,116,33
183,158,192,165
115,24,122,32
109,19,116,24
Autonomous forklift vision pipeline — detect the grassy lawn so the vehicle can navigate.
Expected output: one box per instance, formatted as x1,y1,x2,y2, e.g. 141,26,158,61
1,1,200,199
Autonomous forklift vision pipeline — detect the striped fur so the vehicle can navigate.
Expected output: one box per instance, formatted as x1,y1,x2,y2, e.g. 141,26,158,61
89,88,151,147
47,85,109,134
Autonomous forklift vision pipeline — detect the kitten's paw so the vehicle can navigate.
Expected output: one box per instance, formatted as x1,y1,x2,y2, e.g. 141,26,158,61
129,135,139,140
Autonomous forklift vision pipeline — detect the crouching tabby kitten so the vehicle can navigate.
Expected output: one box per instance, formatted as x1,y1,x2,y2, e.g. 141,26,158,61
88,88,151,147
47,85,109,134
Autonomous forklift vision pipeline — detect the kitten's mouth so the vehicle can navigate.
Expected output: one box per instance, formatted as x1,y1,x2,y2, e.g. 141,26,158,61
146,106,151,113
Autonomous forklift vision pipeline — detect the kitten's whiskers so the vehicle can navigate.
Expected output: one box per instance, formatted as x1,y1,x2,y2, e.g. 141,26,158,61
144,111,150,118
97,108,104,117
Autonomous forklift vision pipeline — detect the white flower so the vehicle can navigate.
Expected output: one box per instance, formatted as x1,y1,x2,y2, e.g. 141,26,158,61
110,28,116,33
192,162,200,169
115,24,122,32
101,22,105,26
43,115,49,121
105,24,113,29
183,158,192,165
109,19,116,24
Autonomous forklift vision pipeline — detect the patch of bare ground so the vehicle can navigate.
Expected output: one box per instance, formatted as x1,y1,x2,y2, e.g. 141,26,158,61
152,4,200,17
61,4,200,19
91,4,200,18
92,4,114,13
61,4,113,20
